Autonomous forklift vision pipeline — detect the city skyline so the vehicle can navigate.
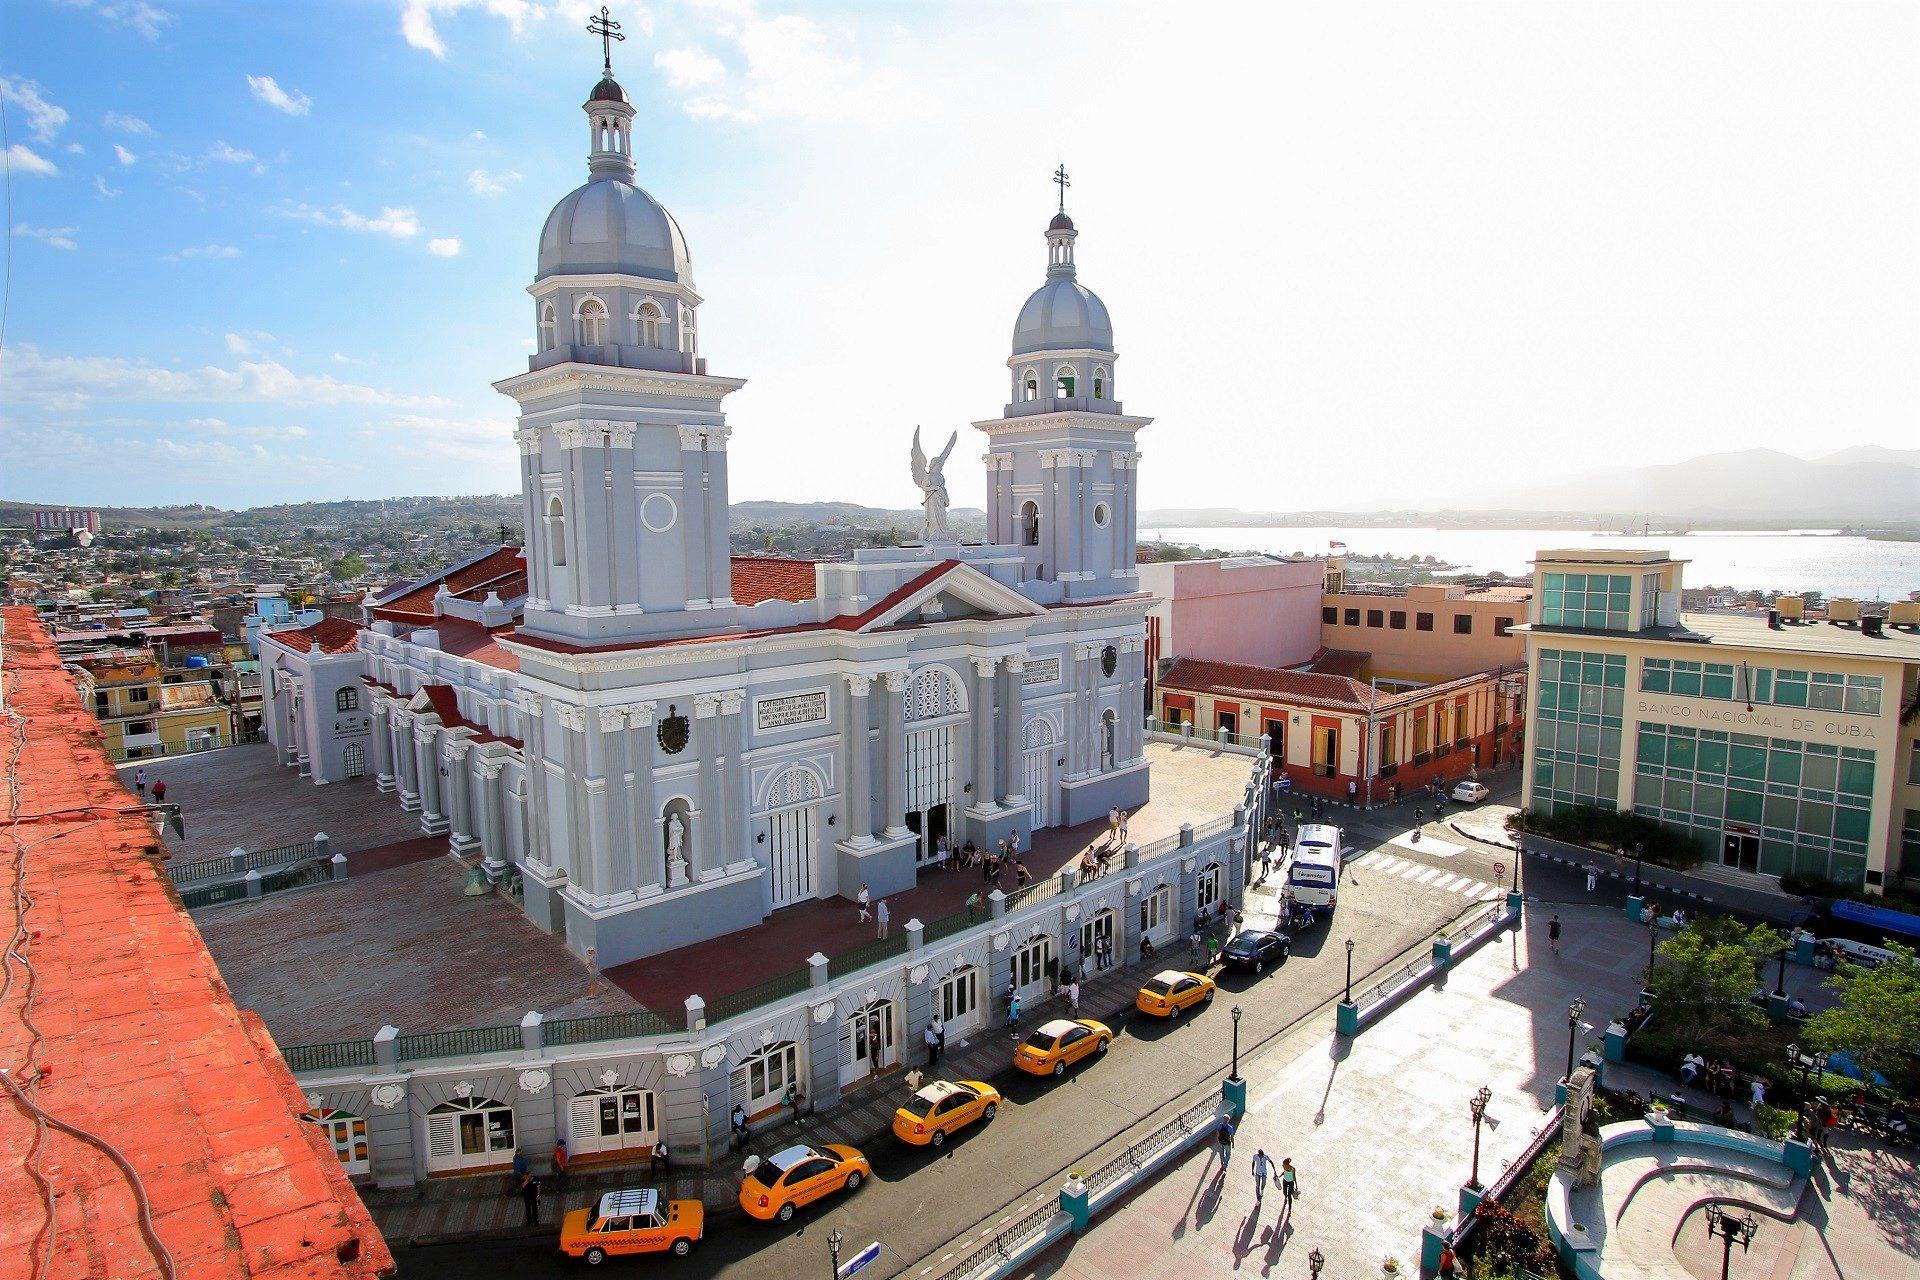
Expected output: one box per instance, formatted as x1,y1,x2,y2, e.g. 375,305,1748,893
2,0,1915,511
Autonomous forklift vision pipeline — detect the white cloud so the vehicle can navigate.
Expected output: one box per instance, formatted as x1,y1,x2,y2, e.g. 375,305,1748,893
166,244,242,260
653,48,726,90
1,77,70,144
94,175,121,199
207,140,255,164
1,343,448,408
6,145,59,177
399,0,649,60
467,168,521,196
91,1,173,39
184,417,311,441
114,144,137,165
103,111,153,135
225,332,252,354
65,142,86,155
386,414,513,465
470,129,488,141
15,223,78,250
246,74,312,117
276,201,422,239
428,236,462,256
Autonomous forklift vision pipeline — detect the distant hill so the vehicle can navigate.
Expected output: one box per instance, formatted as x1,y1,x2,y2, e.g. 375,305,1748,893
1507,447,1920,524
0,501,232,531
729,501,986,532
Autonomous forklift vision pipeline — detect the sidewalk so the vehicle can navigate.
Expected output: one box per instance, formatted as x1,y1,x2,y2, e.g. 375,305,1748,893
360,932,1210,1245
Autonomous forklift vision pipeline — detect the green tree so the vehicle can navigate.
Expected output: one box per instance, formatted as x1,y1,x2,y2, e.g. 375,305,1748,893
1644,916,1785,1037
329,553,368,580
1806,943,1920,1092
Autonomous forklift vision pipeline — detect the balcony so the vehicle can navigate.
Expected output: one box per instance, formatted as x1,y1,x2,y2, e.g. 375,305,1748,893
120,731,163,752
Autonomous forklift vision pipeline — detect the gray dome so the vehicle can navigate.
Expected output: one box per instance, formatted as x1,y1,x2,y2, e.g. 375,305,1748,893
537,179,692,285
1012,277,1112,356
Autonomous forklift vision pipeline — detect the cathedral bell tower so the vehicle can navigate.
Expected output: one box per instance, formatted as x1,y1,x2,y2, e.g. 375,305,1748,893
494,40,743,646
975,171,1150,600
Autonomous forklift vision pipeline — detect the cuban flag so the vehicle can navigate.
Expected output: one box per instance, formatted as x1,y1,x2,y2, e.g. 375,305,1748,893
1328,540,1347,550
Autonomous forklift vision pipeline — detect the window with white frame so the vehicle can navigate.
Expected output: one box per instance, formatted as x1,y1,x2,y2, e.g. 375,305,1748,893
680,312,697,354
937,966,979,1027
731,1041,798,1118
538,303,556,352
424,1097,516,1173
1012,935,1054,992
1055,366,1076,398
567,1087,658,1155
304,1108,370,1176
635,301,663,347
1139,885,1172,936
1022,370,1039,401
577,298,608,345
336,687,358,712
1197,862,1223,910
1020,501,1040,547
1093,366,1107,399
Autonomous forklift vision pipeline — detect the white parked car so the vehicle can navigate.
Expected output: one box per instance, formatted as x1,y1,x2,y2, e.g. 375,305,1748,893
1450,781,1490,803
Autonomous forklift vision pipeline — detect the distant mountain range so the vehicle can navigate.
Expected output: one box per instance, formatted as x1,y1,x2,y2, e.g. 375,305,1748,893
1499,447,1920,525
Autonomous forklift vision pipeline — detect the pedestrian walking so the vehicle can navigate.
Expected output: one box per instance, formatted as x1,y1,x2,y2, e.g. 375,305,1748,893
1585,862,1598,892
1548,914,1562,955
1750,1077,1767,1109
1067,978,1080,1017
1280,1157,1297,1207
932,1013,946,1059
1118,811,1130,845
133,767,147,798
924,1023,940,1065
1189,930,1205,967
1108,806,1121,838
1215,1117,1235,1170
1008,993,1022,1039
1100,936,1114,970
1014,858,1032,887
1438,1242,1457,1279
1250,1149,1273,1201
551,1138,569,1193
651,1140,670,1177
877,899,890,939
857,883,872,922
518,1173,542,1225
1347,779,1357,805
151,779,167,806
506,1149,529,1197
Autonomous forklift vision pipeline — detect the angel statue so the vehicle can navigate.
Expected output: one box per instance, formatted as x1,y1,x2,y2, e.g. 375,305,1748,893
910,426,959,543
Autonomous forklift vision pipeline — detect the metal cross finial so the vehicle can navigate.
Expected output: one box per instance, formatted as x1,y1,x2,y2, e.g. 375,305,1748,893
1054,164,1070,214
588,6,625,76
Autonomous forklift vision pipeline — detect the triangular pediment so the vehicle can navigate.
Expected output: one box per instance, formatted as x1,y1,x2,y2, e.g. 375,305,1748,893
855,561,1047,633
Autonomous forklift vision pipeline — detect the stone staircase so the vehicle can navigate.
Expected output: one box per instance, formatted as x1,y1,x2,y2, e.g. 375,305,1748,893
1570,1141,1804,1280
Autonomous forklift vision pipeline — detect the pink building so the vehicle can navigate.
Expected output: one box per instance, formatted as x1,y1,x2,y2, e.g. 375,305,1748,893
1139,556,1325,676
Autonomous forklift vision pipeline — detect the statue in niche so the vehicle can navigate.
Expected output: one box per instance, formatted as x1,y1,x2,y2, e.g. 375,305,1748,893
665,811,688,886
910,426,959,542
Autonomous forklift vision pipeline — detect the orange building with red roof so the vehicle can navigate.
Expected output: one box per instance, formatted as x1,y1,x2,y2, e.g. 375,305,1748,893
0,607,393,1279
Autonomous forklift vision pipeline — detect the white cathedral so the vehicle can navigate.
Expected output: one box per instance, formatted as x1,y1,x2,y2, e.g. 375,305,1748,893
262,58,1153,969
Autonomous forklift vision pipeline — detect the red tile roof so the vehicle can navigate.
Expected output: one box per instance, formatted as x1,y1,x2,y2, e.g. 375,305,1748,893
730,557,819,606
412,683,523,748
369,546,525,624
0,608,393,1280
435,617,521,673
265,615,366,656
1306,647,1370,678
1163,655,1521,714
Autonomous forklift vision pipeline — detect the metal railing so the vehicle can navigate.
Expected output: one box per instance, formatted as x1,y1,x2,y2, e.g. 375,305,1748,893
177,880,249,910
1191,814,1235,839
1356,955,1427,1012
395,1024,522,1061
1452,1105,1565,1257
1084,1094,1219,1195
706,967,814,1025
260,856,331,894
1003,871,1068,914
826,934,912,981
546,1008,683,1045
169,838,321,884
282,1039,376,1074
924,904,981,944
942,1200,1063,1280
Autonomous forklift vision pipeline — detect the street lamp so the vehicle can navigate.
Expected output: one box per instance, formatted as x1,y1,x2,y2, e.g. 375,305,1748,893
1773,946,1789,999
1307,1247,1325,1277
1229,1005,1244,1082
1648,915,1662,971
1343,938,1355,1005
1566,997,1587,1082
1703,1203,1757,1280
1785,1043,1827,1098
828,1227,844,1280
1467,1084,1494,1190
1632,840,1645,889
1510,840,1522,893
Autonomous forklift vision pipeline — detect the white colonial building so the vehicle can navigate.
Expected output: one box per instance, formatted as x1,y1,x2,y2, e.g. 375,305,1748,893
265,62,1155,971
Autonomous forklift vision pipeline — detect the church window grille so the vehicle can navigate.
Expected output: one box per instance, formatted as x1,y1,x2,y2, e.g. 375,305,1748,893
538,304,556,352
546,496,567,567
767,765,824,809
635,301,663,347
577,298,608,346
907,667,964,721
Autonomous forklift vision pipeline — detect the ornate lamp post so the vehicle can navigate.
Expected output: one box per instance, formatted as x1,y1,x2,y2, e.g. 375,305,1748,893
1703,1203,1757,1280
1307,1246,1325,1277
1632,840,1645,889
1785,1043,1827,1097
1467,1084,1494,1190
828,1227,843,1280
1344,938,1355,1005
1229,1005,1244,1082
1648,914,1662,970
1565,997,1587,1082
1773,945,1790,999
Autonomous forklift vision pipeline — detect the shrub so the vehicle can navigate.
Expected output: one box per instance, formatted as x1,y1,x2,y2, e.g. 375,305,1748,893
1507,805,1702,869
1753,1102,1799,1140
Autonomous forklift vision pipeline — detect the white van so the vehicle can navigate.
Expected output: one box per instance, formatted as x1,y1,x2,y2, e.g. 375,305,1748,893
1286,824,1343,910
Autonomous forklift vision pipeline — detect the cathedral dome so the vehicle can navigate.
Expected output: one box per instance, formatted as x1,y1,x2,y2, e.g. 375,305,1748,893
1012,277,1112,356
589,75,627,103
537,179,692,284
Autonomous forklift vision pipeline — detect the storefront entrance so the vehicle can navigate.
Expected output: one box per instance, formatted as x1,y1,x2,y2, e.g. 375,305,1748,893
839,999,897,1089
1722,827,1761,874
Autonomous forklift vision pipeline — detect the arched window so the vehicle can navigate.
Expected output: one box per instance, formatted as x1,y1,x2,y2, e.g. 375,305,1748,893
538,304,556,353
577,298,608,346
1020,501,1040,547
1093,367,1107,399
906,666,965,721
304,1107,369,1176
335,687,358,712
1101,708,1118,771
424,1097,516,1172
1022,370,1039,402
731,1041,799,1119
680,312,697,354
1055,366,1076,398
567,1086,658,1156
546,496,567,567
635,301,663,347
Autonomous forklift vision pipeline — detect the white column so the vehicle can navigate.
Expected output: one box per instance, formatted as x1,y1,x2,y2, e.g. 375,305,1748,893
881,671,909,839
516,691,551,871
844,675,874,845
715,690,746,871
694,693,723,877
475,757,505,863
999,657,1026,806
968,657,999,815
582,706,619,896
413,722,442,824
446,737,476,852
371,701,394,791
623,702,659,890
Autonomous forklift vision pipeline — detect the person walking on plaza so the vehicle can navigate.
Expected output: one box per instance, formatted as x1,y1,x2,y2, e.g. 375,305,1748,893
1250,1148,1273,1202
1585,862,1598,892
877,898,890,939
519,1172,542,1225
1548,914,1562,956
1280,1157,1297,1208
1118,810,1130,845
1215,1117,1235,1171
133,767,147,798
1067,978,1080,1017
932,1013,946,1059
857,883,871,923
924,1023,940,1065
1108,806,1121,839
551,1138,569,1193
651,1139,669,1178
1007,993,1022,1040
151,779,167,807
1347,779,1357,805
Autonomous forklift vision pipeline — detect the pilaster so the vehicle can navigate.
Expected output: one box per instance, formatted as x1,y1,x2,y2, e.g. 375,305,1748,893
880,670,909,840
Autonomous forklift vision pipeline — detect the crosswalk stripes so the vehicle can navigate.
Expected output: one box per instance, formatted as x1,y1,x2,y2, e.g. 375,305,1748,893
1354,850,1502,902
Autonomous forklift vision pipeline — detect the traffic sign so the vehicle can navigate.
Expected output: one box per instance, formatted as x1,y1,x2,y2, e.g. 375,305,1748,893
1494,861,1505,879
838,1242,882,1278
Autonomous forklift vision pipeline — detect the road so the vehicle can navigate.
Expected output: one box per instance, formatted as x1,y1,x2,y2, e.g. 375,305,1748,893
393,799,1535,1280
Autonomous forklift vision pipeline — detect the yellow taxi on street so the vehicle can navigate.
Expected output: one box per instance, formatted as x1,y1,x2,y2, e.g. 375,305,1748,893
1014,1017,1113,1077
892,1078,1002,1147
737,1143,871,1222
1135,969,1216,1019
559,1188,703,1264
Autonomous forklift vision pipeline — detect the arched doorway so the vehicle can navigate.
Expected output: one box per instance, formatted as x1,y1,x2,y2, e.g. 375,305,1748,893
731,1042,800,1122
1079,907,1117,965
566,1086,658,1158
304,1107,369,1177
1022,718,1060,828
905,667,963,865
425,1097,516,1174
343,742,366,779
762,765,822,909
839,998,898,1089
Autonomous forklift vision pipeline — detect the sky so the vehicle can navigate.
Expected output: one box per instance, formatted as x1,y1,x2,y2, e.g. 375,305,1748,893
1,0,1915,515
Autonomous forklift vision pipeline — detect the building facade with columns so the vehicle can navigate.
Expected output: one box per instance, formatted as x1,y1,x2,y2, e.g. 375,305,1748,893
268,59,1156,970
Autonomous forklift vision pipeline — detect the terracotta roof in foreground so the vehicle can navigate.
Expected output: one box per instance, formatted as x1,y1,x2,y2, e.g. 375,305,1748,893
730,556,820,606
0,607,394,1280
264,615,366,656
1161,654,1521,714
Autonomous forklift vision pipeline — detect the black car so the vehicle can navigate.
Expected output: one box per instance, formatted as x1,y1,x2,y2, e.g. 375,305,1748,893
1219,929,1289,974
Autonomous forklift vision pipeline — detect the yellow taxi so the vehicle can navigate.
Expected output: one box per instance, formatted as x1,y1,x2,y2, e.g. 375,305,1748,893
559,1188,703,1264
738,1143,871,1223
1135,969,1216,1019
1014,1017,1113,1077
892,1079,1002,1147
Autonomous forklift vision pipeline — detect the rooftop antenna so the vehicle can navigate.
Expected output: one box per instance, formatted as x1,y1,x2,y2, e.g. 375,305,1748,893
1053,163,1070,215
588,5,624,77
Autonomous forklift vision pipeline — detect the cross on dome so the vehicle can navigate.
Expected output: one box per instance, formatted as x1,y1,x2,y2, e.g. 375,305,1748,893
1054,164,1070,215
588,6,625,78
